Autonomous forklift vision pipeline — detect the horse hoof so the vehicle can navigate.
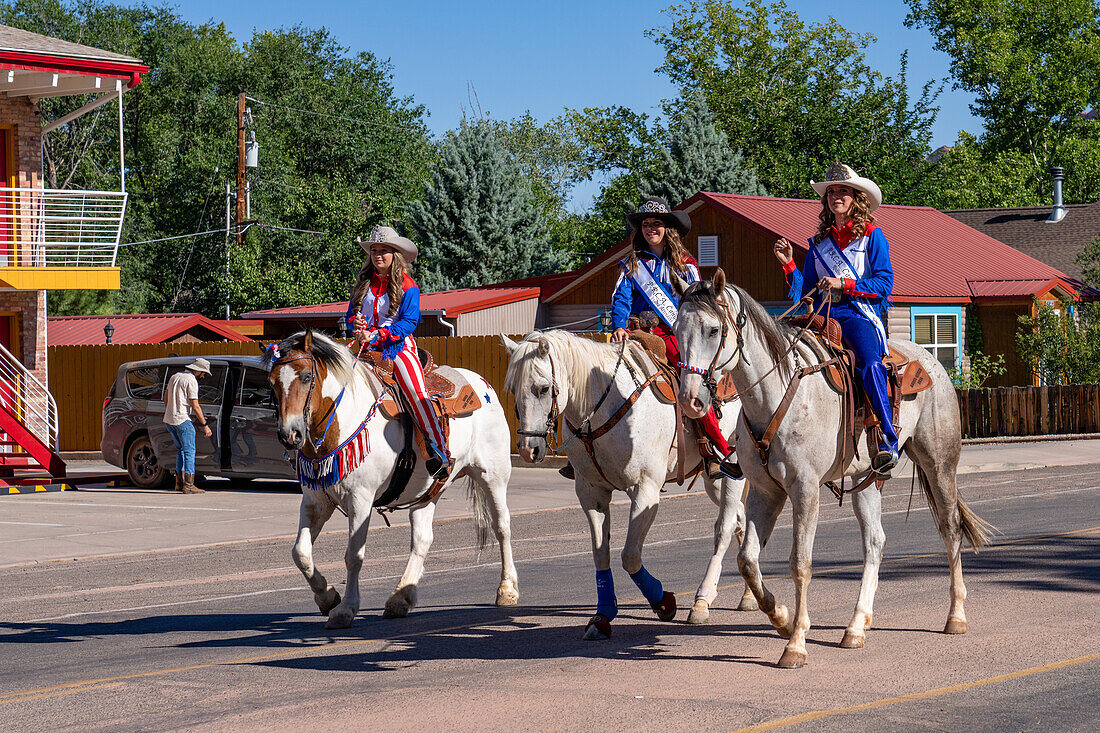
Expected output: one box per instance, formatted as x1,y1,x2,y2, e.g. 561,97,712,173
736,593,759,612
839,631,865,649
651,591,677,622
943,618,967,635
317,588,341,615
582,614,612,640
325,609,354,629
495,589,519,607
686,600,710,625
382,601,410,619
777,649,807,669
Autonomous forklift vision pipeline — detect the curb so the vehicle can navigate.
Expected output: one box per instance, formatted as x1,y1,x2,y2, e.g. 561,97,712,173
5,483,72,494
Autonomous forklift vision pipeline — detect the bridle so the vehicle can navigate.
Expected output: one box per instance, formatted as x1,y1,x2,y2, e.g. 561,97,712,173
678,291,747,419
514,339,630,455
271,351,343,452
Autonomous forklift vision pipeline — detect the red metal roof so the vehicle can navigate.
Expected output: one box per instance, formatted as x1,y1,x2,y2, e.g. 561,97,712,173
544,192,1076,305
48,313,251,346
241,287,541,320
966,278,1078,300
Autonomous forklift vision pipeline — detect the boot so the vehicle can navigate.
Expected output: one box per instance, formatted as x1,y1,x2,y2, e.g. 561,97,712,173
558,462,575,480
706,450,743,481
174,471,184,492
871,445,899,475
424,442,452,480
181,472,205,494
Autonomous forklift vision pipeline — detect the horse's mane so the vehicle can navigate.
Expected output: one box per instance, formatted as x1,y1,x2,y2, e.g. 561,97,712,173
679,281,795,373
269,330,371,390
504,330,636,416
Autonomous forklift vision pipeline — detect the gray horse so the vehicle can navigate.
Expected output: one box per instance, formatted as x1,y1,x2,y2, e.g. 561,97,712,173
674,271,992,668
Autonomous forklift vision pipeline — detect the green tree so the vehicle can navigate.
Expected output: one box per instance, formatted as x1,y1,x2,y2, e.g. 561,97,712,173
648,0,941,203
0,1,432,317
640,93,765,205
905,0,1100,203
1075,236,1100,291
407,118,566,291
922,132,1043,210
1016,300,1100,385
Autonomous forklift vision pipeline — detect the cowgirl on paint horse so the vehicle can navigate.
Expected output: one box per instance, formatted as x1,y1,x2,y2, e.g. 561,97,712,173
347,225,451,479
773,163,899,472
560,197,741,482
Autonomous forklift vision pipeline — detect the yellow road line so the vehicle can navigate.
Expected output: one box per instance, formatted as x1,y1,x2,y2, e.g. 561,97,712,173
1,682,124,705
731,652,1100,732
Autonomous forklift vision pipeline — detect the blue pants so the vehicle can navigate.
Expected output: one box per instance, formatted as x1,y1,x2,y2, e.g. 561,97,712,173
166,420,196,473
830,303,898,452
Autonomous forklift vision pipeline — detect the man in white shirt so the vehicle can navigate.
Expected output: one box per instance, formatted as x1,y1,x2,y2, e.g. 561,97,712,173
163,358,213,494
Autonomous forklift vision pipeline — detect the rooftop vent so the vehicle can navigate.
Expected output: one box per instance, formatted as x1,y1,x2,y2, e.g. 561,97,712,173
1046,167,1066,223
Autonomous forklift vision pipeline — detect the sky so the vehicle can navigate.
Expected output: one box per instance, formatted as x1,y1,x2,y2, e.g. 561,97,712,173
168,0,981,208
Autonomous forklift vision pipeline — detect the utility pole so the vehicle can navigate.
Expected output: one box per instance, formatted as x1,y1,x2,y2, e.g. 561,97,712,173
236,92,247,244
225,181,232,320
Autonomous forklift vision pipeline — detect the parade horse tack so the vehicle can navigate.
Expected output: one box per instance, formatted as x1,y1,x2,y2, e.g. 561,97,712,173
503,330,756,639
675,271,994,668
267,330,519,628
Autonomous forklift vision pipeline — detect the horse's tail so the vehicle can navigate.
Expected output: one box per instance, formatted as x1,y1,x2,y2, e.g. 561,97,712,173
466,476,492,553
916,465,995,550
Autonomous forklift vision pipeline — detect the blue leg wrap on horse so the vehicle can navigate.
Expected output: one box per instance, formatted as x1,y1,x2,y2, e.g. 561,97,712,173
595,569,618,619
862,361,899,449
629,565,664,605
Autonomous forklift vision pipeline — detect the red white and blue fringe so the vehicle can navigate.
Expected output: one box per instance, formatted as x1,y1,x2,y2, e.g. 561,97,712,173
297,393,385,492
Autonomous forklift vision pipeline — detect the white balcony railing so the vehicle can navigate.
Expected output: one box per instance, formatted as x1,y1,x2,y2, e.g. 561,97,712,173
0,340,58,452
0,187,128,268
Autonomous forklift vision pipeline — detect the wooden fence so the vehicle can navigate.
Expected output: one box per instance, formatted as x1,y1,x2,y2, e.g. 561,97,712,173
956,385,1100,438
49,335,609,452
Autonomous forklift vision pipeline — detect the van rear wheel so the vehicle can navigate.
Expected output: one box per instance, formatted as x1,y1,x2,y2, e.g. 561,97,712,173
126,434,172,490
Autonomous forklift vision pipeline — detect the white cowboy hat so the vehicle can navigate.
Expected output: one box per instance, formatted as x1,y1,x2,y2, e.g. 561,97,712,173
187,357,211,375
357,224,418,263
810,162,882,211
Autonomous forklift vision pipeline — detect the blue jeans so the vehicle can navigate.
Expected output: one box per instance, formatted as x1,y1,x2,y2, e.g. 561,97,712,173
830,302,899,452
166,420,196,474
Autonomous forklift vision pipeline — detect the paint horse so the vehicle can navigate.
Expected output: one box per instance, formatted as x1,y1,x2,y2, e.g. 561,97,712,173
268,331,519,628
675,272,993,668
503,330,754,640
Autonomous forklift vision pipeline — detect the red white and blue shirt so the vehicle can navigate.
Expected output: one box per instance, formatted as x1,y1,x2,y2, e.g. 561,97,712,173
345,272,422,359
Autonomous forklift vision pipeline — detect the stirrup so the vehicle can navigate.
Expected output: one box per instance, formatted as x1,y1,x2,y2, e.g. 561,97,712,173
871,446,898,475
718,453,743,480
558,462,575,480
425,442,452,480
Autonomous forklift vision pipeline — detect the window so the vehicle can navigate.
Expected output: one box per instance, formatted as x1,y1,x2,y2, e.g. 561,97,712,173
238,367,274,406
913,310,959,371
126,365,167,400
165,364,228,404
696,235,718,267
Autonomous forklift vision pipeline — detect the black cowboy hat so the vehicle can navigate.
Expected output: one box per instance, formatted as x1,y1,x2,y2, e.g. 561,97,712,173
626,196,691,236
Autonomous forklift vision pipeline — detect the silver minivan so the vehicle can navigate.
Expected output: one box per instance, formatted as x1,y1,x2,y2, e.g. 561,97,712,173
101,355,295,488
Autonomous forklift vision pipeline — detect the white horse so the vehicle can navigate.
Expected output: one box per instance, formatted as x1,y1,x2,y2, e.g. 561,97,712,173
674,273,993,668
268,331,519,628
502,330,754,640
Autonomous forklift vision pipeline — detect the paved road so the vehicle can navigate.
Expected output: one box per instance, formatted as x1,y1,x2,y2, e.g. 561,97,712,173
1,464,1097,731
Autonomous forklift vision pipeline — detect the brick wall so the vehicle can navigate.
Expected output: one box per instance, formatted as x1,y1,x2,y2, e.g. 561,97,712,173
0,97,47,386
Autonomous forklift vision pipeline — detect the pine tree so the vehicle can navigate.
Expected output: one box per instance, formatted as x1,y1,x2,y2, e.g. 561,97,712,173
640,94,766,206
408,119,566,291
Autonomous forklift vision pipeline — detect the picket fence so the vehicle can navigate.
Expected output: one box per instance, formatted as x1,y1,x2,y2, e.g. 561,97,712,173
47,338,1099,452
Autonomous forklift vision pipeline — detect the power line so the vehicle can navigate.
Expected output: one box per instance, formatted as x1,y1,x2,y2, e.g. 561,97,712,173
120,222,326,247
245,95,399,131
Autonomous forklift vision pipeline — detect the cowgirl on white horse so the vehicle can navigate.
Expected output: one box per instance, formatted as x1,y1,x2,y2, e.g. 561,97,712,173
559,197,741,482
773,163,899,472
347,225,450,478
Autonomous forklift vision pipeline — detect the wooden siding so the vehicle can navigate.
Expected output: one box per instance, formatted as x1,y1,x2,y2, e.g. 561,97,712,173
552,204,805,310
887,306,911,341
976,302,1032,387
455,299,538,336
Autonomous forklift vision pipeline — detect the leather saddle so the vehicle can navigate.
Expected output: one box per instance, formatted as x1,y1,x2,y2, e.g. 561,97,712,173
785,312,933,442
358,349,483,421
626,328,737,406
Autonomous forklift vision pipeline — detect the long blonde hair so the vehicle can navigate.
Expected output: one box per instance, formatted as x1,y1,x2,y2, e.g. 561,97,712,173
349,251,410,318
624,226,691,277
814,189,876,244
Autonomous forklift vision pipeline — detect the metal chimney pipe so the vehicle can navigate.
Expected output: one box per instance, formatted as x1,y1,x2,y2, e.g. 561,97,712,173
1046,167,1066,223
